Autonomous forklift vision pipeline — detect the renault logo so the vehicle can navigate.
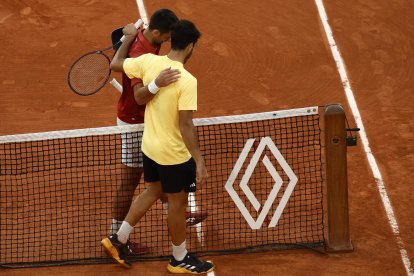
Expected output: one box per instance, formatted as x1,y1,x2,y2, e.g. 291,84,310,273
225,137,298,229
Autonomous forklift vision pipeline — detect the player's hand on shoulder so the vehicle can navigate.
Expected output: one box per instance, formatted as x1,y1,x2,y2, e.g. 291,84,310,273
122,23,138,38
155,67,181,88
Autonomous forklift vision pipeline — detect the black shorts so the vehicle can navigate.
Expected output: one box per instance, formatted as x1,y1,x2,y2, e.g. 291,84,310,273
143,153,196,193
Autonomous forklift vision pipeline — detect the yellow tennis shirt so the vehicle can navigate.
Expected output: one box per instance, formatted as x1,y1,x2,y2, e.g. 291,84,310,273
123,54,197,165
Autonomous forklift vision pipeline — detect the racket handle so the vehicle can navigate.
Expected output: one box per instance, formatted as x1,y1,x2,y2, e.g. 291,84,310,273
109,78,123,93
120,19,144,42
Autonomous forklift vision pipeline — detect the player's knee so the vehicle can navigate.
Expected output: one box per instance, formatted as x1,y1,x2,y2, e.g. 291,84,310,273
146,182,163,198
167,193,188,211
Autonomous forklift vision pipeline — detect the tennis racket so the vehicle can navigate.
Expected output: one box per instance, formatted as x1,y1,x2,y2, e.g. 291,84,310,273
67,19,143,96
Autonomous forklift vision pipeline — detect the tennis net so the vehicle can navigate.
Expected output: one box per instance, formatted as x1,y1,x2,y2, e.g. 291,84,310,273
0,106,326,267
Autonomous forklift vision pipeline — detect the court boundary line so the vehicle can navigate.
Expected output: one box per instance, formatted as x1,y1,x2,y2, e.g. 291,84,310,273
314,1,413,275
136,0,148,25
135,1,214,275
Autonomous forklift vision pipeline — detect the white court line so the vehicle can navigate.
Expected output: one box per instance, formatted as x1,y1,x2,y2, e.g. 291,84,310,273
136,0,149,25
314,1,413,275
135,1,215,275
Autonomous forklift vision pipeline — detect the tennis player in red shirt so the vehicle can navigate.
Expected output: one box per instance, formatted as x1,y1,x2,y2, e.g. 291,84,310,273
110,9,207,255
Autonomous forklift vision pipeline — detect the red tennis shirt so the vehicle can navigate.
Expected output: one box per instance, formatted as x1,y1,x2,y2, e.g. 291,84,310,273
117,29,160,124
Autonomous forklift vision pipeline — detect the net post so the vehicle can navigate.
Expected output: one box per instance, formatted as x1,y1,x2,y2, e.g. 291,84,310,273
324,104,353,252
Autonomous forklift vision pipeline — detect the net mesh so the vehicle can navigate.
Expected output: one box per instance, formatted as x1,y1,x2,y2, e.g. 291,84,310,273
0,107,324,267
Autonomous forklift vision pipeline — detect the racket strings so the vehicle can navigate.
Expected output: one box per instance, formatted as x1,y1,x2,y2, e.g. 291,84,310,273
68,52,111,96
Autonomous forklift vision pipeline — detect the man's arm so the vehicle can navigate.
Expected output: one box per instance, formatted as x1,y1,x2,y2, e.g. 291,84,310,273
179,110,208,185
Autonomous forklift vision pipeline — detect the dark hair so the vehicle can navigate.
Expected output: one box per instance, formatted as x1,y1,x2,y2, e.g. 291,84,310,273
171,20,201,50
148,9,179,34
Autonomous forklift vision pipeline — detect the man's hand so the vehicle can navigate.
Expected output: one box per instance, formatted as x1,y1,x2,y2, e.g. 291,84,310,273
195,159,208,186
154,67,181,87
133,68,180,105
111,23,138,72
122,23,139,38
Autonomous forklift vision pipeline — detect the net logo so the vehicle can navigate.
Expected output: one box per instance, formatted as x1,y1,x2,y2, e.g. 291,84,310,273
225,137,298,229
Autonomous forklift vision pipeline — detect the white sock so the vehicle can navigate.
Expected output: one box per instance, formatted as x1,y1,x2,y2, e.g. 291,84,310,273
163,202,169,214
172,240,188,261
117,221,134,244
110,219,123,235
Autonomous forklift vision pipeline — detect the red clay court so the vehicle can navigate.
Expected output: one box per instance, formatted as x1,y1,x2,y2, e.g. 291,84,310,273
0,0,413,275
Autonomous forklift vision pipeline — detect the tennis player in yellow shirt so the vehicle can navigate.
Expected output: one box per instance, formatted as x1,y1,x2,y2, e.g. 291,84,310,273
101,20,214,274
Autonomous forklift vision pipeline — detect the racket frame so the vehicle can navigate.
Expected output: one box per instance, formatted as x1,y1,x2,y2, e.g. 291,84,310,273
67,50,112,96
67,19,143,96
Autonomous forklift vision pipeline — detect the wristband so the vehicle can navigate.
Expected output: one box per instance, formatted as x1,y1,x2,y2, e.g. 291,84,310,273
148,80,160,94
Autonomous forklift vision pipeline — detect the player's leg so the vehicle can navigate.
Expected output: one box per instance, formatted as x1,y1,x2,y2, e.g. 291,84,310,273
161,192,208,226
123,181,163,226
111,165,141,232
110,118,142,234
166,191,187,245
102,181,162,268
102,153,162,268
103,123,146,266
111,119,150,255
159,158,214,274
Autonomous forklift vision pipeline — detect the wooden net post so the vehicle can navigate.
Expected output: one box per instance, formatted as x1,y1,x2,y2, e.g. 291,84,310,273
324,104,353,252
